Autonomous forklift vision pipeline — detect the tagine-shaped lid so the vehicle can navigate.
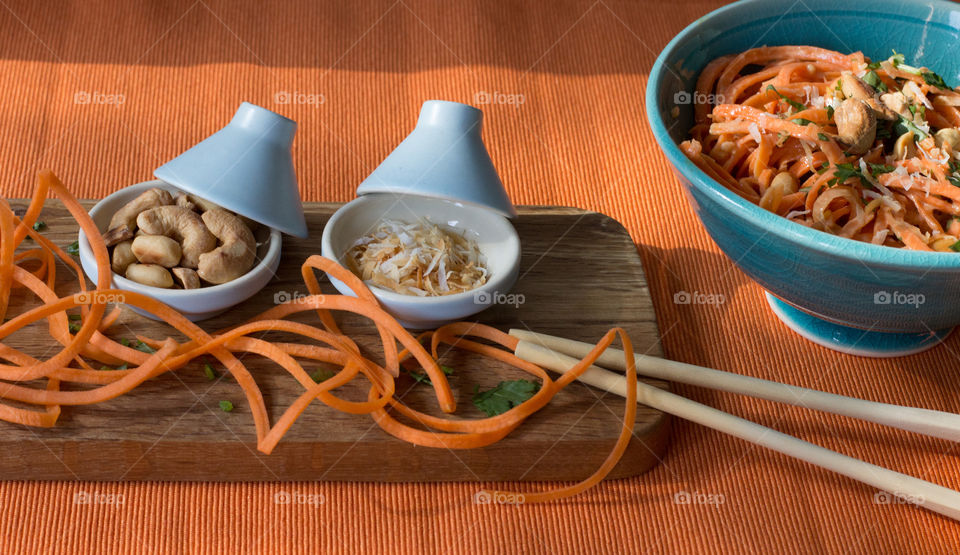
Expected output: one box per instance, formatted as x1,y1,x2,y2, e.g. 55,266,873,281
356,100,516,218
153,102,308,238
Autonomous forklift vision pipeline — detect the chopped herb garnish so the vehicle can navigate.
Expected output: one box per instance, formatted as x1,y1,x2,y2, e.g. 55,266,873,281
826,105,835,120
203,363,218,381
120,338,130,347
817,132,829,141
896,115,929,140
68,314,82,321
791,118,814,126
472,379,540,417
99,364,128,371
798,186,811,193
817,161,830,174
311,369,335,383
766,85,806,112
866,60,882,70
861,70,887,92
949,240,960,253
922,71,949,90
132,340,155,354
68,322,81,333
32,221,46,231
65,241,80,256
219,400,234,412
408,365,454,386
948,175,960,188
868,163,895,175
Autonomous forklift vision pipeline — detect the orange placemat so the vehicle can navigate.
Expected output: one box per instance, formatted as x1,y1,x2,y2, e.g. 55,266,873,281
1,0,958,552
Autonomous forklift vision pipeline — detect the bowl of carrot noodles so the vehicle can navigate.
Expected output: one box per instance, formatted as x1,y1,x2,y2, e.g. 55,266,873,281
647,0,960,356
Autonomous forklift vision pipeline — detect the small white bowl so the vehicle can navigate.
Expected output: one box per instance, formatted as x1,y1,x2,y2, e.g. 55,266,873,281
321,192,521,329
78,180,282,322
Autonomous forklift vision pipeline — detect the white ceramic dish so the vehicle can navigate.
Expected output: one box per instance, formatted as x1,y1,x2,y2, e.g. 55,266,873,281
78,180,282,322
321,192,521,328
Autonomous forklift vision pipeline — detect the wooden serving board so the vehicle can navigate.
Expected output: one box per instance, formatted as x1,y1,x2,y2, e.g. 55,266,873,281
2,201,669,482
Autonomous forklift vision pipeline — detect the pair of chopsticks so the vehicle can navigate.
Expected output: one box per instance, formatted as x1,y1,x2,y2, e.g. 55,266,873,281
509,329,960,521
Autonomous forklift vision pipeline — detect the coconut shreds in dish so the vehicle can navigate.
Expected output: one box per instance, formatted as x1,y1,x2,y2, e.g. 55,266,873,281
345,219,488,296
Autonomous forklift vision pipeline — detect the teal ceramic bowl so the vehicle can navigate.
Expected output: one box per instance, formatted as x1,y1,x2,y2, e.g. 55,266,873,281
647,0,960,356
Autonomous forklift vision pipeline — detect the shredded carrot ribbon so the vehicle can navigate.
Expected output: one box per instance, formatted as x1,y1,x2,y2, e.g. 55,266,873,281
0,169,642,503
682,46,960,251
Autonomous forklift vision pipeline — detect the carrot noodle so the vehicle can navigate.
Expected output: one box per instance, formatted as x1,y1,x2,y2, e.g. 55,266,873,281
0,169,645,503
683,46,960,251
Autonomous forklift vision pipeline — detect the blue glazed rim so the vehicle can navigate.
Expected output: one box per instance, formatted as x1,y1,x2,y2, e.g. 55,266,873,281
645,0,960,272
765,293,952,357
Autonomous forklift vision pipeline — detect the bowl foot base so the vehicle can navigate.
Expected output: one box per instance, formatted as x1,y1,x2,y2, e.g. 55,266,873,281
764,292,951,358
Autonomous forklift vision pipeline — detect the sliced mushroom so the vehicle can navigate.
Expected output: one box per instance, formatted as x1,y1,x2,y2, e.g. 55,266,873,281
834,98,877,155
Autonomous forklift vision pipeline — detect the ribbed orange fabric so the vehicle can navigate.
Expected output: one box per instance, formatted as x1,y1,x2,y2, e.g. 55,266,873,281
1,0,958,552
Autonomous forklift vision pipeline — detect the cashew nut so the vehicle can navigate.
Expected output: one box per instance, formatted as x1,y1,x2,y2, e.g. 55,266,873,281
175,194,197,212
136,206,216,269
834,98,877,155
759,172,798,213
125,263,174,288
131,234,182,268
935,128,960,151
839,71,898,121
197,209,257,284
171,267,201,290
894,131,917,160
103,224,134,247
111,240,136,275
183,194,222,213
107,188,174,232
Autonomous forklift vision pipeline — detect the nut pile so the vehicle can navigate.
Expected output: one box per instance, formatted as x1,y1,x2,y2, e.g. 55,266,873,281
102,188,259,289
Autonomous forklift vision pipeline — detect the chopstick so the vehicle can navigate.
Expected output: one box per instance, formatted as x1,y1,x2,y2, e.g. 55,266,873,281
512,339,960,521
509,329,960,442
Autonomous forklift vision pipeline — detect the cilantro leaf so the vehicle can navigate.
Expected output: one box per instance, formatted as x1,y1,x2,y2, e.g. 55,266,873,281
408,365,454,386
132,340,156,354
766,85,806,112
65,241,80,256
817,133,829,141
951,240,960,253
311,369,336,383
32,221,46,231
922,71,949,90
791,118,814,126
219,400,234,412
472,379,540,417
826,105,835,120
861,70,887,92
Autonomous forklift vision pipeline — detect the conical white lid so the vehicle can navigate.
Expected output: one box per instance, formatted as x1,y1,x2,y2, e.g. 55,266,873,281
356,100,516,218
154,102,308,238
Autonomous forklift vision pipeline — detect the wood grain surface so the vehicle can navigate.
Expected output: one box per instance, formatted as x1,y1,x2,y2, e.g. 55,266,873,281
2,200,669,482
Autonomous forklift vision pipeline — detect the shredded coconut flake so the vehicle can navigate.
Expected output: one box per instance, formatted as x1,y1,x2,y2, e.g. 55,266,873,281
346,218,488,297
